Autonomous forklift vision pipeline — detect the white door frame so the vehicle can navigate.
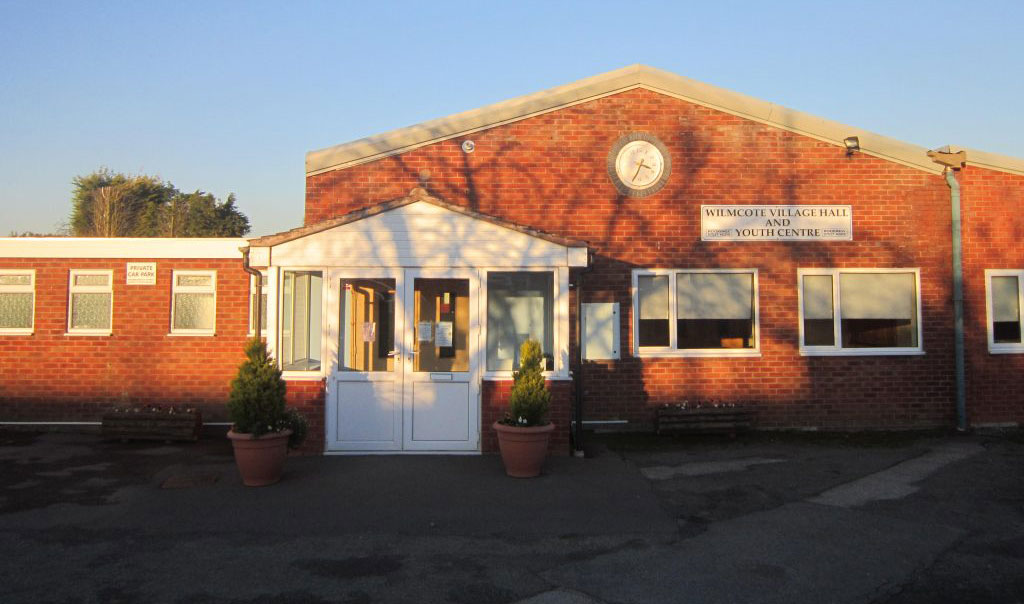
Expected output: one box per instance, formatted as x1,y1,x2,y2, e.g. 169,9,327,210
325,267,481,453
325,267,405,452
401,267,481,452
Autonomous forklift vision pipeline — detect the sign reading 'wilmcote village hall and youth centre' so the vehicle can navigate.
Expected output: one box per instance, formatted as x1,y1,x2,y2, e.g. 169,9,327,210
701,205,853,241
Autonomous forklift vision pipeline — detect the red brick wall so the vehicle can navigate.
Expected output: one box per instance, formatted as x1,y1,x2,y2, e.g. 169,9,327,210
482,379,573,454
286,378,326,455
959,166,1024,425
308,87,971,431
0,258,251,423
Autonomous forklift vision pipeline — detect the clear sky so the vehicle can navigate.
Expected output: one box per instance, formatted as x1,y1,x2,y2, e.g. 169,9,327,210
2,1,1021,236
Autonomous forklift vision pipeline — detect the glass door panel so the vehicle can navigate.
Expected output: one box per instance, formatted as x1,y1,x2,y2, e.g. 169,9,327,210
412,278,469,373
339,278,396,372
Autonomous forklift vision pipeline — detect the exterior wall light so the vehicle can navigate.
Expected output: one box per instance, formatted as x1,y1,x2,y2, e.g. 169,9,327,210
844,136,860,156
461,140,476,153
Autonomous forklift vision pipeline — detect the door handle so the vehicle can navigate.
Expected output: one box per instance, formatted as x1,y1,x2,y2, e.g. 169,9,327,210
386,350,400,358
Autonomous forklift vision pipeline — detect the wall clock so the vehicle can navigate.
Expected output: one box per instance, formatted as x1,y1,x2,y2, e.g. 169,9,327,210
607,133,671,197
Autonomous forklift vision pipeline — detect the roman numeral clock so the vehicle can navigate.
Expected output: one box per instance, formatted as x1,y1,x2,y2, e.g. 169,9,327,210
607,132,672,197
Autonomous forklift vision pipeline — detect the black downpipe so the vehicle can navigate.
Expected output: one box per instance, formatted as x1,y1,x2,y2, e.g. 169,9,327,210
240,247,262,340
571,252,594,455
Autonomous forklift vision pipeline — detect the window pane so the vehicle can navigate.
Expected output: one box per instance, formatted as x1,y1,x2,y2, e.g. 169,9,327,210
677,273,754,349
176,274,212,287
74,274,109,287
71,293,111,330
281,272,322,371
173,293,214,330
840,273,917,348
340,278,395,372
413,278,469,373
0,275,31,286
637,275,669,346
803,275,835,346
487,272,554,371
0,293,33,328
992,276,1022,343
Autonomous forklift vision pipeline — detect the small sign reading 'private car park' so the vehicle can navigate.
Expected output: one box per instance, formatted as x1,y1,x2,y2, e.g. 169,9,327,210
701,205,853,241
126,262,157,285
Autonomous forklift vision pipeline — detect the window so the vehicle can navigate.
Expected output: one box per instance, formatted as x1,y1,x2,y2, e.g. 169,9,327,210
0,270,34,334
68,270,113,334
633,269,759,356
986,270,1024,353
486,271,554,371
280,271,322,371
171,270,216,335
799,269,922,355
249,272,267,336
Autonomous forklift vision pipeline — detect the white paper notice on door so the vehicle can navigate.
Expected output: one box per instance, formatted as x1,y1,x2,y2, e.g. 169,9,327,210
361,322,376,342
435,321,453,347
417,322,433,341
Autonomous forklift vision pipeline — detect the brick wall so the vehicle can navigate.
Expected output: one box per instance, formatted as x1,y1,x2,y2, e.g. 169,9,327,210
307,87,986,431
482,379,573,454
959,166,1024,426
0,258,251,423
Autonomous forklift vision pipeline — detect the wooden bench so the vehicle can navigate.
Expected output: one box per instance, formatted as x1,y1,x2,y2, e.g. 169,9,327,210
655,404,754,437
101,407,202,442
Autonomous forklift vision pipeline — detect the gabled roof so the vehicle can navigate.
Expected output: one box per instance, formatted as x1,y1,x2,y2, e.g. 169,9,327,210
248,187,588,249
307,65,1024,178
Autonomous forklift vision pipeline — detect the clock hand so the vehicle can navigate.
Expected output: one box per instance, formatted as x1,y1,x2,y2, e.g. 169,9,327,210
632,159,652,182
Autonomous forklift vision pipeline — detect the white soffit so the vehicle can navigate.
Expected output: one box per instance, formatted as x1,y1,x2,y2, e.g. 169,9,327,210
945,146,1024,177
304,64,987,177
0,238,247,259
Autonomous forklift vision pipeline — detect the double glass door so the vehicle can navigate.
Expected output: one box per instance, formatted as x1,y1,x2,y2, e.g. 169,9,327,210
326,268,479,452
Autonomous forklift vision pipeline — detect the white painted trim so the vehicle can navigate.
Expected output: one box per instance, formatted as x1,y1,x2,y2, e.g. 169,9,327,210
306,65,950,176
0,238,246,259
0,268,35,334
0,421,101,426
479,267,570,379
67,269,113,335
984,269,1024,354
797,268,924,355
632,268,761,358
170,270,217,336
946,146,1024,177
277,267,328,377
247,271,268,337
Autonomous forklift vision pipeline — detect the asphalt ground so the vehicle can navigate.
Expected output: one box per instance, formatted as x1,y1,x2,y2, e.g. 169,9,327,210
0,428,1022,603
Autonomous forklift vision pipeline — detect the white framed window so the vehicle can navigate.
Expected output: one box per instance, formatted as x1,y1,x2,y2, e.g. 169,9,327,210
280,270,323,372
0,269,35,335
68,270,113,335
986,269,1024,353
171,270,216,335
798,268,923,355
249,272,267,336
632,269,759,357
485,271,555,372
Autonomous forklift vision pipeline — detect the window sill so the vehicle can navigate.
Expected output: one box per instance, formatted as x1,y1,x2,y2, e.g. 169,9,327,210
0,330,33,336
800,349,925,357
282,371,325,381
483,373,572,381
65,331,112,337
167,332,216,337
636,349,761,359
988,345,1024,354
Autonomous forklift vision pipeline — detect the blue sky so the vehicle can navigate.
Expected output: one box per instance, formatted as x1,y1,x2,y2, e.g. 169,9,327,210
2,1,1021,236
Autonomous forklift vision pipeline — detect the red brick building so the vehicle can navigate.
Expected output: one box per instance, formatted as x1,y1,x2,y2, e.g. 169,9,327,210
2,66,1022,453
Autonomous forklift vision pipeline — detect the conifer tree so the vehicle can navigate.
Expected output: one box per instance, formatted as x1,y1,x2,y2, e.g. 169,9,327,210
505,339,551,426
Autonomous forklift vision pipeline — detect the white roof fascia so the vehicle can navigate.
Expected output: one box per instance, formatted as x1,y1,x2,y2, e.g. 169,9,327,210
945,146,1024,176
306,64,950,176
0,238,247,259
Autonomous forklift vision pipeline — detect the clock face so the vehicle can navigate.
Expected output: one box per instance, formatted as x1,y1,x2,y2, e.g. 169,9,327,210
615,141,665,190
607,133,671,197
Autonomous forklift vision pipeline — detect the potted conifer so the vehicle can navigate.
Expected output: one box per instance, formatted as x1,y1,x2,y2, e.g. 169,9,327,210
493,338,555,478
226,338,308,486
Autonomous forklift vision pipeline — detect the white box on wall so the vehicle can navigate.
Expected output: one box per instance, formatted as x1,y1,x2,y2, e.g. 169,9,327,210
582,302,620,360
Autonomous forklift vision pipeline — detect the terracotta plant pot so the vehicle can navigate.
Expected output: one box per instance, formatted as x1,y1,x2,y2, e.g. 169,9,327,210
227,428,292,487
493,422,555,478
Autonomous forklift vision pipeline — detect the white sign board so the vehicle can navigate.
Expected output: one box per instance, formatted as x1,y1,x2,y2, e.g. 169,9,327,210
126,262,157,285
435,321,454,347
701,205,853,241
